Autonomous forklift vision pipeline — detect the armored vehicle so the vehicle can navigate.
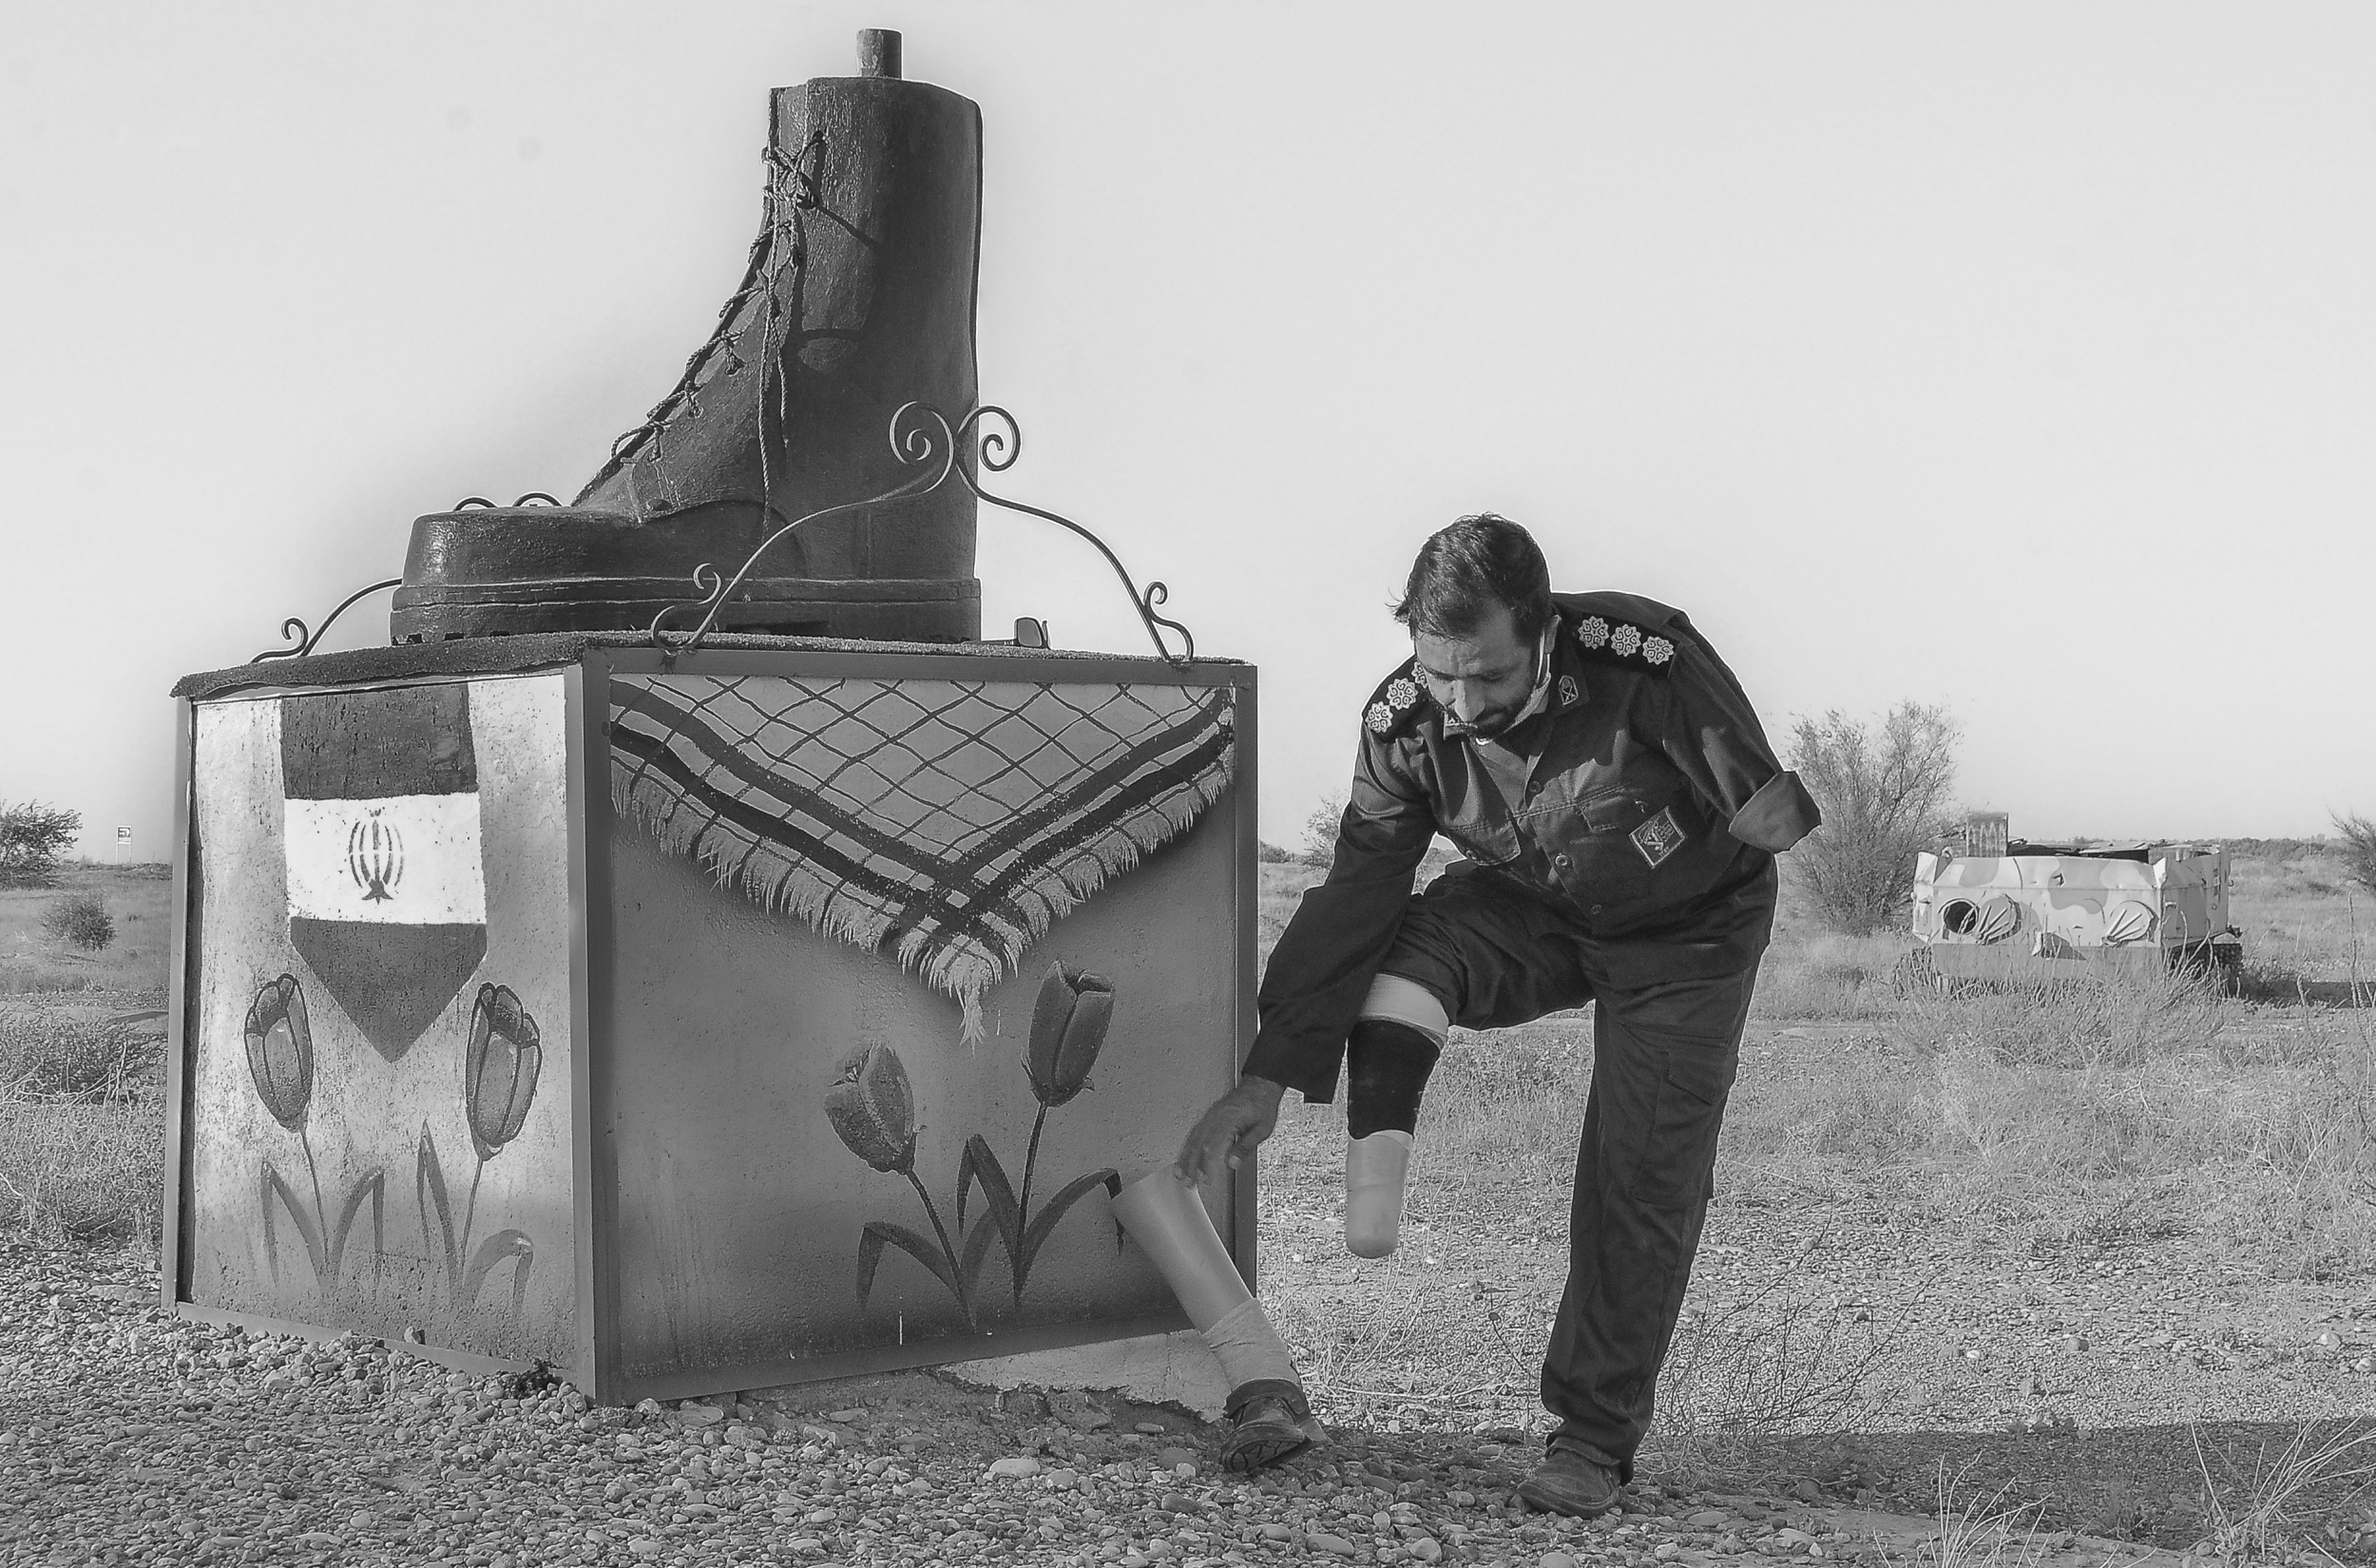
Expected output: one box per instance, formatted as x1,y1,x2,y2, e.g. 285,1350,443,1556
1908,813,2242,985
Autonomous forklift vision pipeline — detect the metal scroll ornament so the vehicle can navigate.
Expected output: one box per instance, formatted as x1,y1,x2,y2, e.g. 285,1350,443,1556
250,497,559,662
251,578,405,663
647,403,1198,666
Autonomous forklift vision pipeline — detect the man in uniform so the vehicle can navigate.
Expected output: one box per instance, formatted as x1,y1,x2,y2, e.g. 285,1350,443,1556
1175,514,1820,1516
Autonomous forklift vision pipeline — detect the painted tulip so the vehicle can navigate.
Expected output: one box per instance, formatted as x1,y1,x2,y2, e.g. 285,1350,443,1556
825,1043,918,1175
243,973,314,1131
464,984,542,1160
1025,964,1114,1110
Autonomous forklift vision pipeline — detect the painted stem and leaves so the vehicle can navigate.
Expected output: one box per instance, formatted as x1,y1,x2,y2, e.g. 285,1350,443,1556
246,974,384,1293
829,963,1124,1329
416,984,540,1324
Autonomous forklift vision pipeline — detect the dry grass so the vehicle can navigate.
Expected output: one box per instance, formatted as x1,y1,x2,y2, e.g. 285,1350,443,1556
2190,1421,2376,1566
1919,1464,2055,1568
0,1003,166,1240
0,863,174,1240
0,863,173,997
0,1097,164,1242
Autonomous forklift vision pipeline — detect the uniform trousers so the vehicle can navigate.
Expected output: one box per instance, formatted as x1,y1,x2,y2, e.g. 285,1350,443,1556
1376,869,1763,1479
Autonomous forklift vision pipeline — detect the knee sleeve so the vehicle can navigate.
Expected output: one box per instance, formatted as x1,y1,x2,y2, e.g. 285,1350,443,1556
1346,1018,1443,1138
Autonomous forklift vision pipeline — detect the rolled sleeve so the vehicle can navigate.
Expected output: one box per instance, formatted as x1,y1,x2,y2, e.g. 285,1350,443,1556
1728,769,1821,852
1656,633,1819,854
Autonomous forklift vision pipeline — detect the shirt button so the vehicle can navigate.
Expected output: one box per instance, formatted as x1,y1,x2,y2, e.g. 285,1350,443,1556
1553,853,1572,870
1591,904,1604,915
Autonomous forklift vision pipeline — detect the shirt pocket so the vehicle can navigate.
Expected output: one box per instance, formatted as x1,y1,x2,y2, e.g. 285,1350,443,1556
1525,784,1696,906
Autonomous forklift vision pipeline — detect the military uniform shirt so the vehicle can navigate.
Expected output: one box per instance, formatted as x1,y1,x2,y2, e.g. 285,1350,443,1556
1241,590,1821,1100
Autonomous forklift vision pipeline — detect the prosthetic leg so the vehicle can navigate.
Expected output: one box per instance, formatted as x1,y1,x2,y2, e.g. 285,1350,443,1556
1343,975,1448,1259
1111,1171,1327,1471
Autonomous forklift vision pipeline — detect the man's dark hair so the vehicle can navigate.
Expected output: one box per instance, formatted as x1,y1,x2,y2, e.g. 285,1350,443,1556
1392,513,1555,642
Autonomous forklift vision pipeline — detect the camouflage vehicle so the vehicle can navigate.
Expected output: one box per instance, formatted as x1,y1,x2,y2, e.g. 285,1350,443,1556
1907,813,2242,986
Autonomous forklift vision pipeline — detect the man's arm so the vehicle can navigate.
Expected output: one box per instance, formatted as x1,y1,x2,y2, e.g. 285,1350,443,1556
1654,624,1821,853
1175,716,1437,1184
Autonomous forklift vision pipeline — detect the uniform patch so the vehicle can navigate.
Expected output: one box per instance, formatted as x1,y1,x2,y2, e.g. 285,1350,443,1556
1630,806,1686,868
1558,674,1580,706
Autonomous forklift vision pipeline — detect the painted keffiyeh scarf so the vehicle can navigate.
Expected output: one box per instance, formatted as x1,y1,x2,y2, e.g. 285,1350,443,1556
608,675,1236,1040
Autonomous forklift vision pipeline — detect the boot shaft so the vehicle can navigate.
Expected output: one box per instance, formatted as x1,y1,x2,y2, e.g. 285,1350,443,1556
393,32,984,643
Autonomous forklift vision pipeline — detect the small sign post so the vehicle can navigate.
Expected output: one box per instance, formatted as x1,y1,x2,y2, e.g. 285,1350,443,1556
115,826,131,867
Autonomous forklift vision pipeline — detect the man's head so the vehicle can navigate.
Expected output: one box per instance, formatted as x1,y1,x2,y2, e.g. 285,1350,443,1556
1393,514,1554,740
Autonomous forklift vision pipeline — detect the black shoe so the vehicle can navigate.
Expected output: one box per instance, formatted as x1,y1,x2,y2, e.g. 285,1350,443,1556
1219,1380,1319,1472
1518,1449,1622,1518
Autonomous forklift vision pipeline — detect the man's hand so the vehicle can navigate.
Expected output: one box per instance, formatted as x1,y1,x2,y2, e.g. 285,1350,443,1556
1174,1075,1287,1187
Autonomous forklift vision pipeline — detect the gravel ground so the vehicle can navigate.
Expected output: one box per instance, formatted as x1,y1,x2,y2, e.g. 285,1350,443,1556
9,1030,2376,1564
2,1204,2363,1568
0,1231,1901,1567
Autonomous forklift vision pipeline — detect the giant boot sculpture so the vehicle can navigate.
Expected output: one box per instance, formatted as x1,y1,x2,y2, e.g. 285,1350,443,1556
393,29,983,643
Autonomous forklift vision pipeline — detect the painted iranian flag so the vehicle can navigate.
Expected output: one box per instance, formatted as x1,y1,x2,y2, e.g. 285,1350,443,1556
280,682,489,1061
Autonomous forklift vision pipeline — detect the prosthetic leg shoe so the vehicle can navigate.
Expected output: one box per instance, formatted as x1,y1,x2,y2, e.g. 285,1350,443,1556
393,29,983,643
1111,1171,1326,1470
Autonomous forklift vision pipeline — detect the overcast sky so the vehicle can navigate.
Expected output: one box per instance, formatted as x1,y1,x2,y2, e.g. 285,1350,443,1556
6,2,2371,860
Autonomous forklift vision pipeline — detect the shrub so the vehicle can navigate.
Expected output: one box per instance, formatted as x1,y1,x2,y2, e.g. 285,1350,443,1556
1258,841,1294,864
1785,701,1962,935
0,802,81,889
41,892,115,951
1301,794,1346,866
2334,813,2376,901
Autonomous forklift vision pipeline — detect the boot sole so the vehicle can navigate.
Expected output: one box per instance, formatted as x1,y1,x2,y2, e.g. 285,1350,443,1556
1220,1418,1313,1472
1517,1477,1622,1519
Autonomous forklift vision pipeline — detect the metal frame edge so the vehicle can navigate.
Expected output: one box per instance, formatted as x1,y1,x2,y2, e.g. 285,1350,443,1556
161,698,198,1310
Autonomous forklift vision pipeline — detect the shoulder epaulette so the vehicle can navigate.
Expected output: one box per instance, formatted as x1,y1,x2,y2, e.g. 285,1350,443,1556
1362,659,1429,738
1564,608,1680,678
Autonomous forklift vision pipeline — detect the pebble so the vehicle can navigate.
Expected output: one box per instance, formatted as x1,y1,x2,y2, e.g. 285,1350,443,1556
986,1455,1043,1479
1542,1554,1581,1568
1306,1531,1357,1557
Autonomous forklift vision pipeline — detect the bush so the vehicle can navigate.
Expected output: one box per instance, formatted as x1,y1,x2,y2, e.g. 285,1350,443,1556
1301,794,1347,866
1785,701,1961,935
41,892,115,951
2334,813,2376,900
1258,841,1294,864
0,801,81,889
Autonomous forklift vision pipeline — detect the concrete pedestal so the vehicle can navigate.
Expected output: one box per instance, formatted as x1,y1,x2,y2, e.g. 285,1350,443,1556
164,634,1257,1405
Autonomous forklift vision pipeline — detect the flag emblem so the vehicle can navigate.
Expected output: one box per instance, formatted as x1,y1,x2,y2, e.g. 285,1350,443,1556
281,684,488,1061
347,812,403,902
1630,806,1686,868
